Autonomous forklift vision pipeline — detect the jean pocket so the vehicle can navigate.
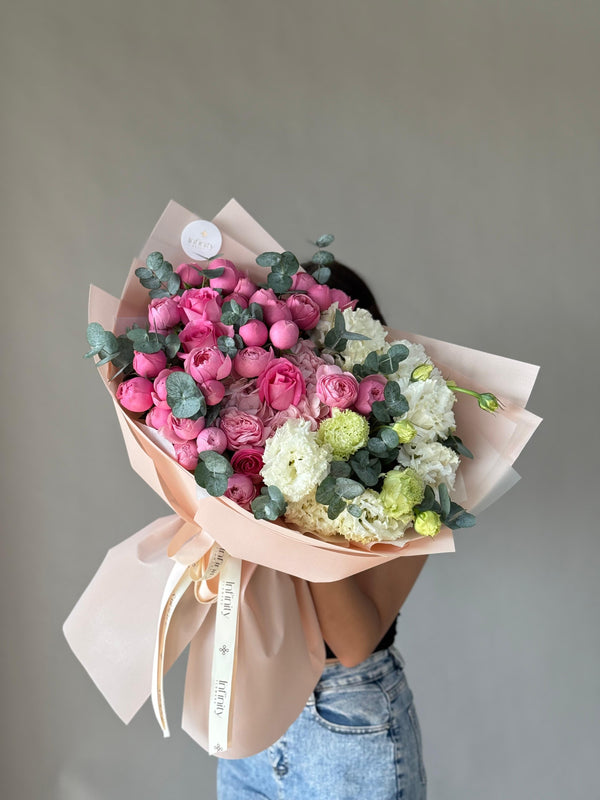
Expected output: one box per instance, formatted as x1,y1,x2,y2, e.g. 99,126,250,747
310,682,391,734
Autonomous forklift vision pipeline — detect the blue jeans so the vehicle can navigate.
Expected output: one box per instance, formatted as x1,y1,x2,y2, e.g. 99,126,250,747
217,645,427,799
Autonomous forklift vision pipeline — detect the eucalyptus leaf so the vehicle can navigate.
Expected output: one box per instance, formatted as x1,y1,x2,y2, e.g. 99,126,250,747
167,272,181,294
378,343,409,374
438,483,451,519
279,251,300,275
166,372,206,419
267,272,293,294
311,250,335,266
370,401,391,423
315,234,335,248
312,266,331,284
247,303,263,321
315,475,336,505
329,460,352,478
384,382,409,416
256,252,282,268
334,477,364,499
202,266,225,278
343,330,371,341
347,504,362,518
149,288,172,299
327,496,346,520
380,427,399,449
146,252,164,270
165,333,181,358
195,451,233,497
367,437,388,457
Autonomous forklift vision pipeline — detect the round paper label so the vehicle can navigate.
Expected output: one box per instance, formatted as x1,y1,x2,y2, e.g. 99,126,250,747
180,220,222,261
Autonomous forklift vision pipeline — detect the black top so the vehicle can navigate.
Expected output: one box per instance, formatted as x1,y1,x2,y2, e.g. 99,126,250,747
324,616,397,660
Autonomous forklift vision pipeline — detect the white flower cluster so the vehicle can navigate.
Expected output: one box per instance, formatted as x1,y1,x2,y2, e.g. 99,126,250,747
387,339,443,391
402,377,456,443
397,440,460,490
285,488,413,545
312,303,389,369
260,418,331,502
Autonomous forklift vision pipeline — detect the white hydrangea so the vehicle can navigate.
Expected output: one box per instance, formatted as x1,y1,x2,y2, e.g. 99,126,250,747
285,488,414,544
260,418,331,502
397,440,460,490
388,339,443,391
401,376,457,443
311,303,388,369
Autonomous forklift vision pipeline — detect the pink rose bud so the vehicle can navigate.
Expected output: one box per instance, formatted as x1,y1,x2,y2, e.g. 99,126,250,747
249,287,278,307
184,346,232,383
239,319,269,347
170,413,206,441
197,426,228,454
234,275,258,298
224,292,249,308
330,289,358,311
173,440,199,471
145,400,171,429
198,379,226,406
263,300,292,326
257,358,306,411
308,283,333,311
291,272,317,291
176,262,204,287
233,346,274,378
354,374,388,415
230,447,264,476
224,473,259,510
132,349,167,379
148,296,181,334
153,367,184,401
116,377,155,412
269,319,299,350
219,408,265,450
208,258,240,293
285,294,321,330
179,287,223,324
316,364,359,409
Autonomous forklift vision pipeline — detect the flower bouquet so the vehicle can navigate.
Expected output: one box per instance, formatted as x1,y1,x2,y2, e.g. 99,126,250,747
63,199,542,758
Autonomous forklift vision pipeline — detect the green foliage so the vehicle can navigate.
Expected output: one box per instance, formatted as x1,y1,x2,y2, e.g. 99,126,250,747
165,372,206,419
324,309,371,353
84,322,134,380
315,234,335,248
195,451,233,497
348,448,381,487
126,325,163,354
440,433,474,459
352,344,408,380
315,473,366,520
135,251,181,299
217,336,239,358
251,485,287,521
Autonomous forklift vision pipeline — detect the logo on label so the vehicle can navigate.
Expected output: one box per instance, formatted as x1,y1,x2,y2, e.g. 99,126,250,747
181,220,222,260
213,679,229,717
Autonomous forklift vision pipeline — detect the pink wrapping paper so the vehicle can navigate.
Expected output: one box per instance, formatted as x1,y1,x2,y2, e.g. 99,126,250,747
63,199,542,757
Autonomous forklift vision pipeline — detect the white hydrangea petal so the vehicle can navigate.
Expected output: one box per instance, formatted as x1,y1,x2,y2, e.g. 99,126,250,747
397,440,460,490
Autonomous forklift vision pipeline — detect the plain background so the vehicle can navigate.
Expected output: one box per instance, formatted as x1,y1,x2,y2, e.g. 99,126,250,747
1,1,598,798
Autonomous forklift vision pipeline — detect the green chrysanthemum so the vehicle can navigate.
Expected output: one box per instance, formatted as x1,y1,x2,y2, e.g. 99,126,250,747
316,408,369,460
380,468,425,519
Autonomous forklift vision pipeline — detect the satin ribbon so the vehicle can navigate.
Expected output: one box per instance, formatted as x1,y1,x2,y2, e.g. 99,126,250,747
151,533,242,754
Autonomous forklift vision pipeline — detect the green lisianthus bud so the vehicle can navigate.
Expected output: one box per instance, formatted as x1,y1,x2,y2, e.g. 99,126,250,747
317,408,370,460
410,364,434,382
391,419,417,443
414,510,442,537
380,468,424,519
478,392,500,413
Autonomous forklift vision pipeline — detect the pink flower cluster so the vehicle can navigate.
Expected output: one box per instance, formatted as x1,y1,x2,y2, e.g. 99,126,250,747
114,256,370,511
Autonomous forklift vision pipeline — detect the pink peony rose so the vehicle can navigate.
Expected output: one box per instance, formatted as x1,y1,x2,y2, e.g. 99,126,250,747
224,473,259,510
184,346,232,383
178,287,222,324
176,262,204,287
145,399,171,429
160,412,206,443
116,377,154,412
248,287,278,307
233,346,274,379
230,447,264,476
173,440,199,471
269,319,299,350
198,379,226,406
219,408,265,450
316,364,359,409
263,299,292,326
148,297,181,335
291,272,317,292
308,283,333,311
285,294,321,330
224,292,248,309
197,426,228,454
239,319,268,347
354,374,387,415
208,259,240,293
132,350,167,379
257,358,306,411
330,289,358,311
179,319,230,353
233,275,258,298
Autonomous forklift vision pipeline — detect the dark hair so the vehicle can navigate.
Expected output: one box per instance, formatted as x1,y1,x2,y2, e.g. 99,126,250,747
302,260,387,326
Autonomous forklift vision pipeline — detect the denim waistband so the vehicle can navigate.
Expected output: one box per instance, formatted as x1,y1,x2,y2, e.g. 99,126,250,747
314,645,406,691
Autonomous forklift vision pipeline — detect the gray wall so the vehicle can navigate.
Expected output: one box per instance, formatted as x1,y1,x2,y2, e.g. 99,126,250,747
1,1,598,798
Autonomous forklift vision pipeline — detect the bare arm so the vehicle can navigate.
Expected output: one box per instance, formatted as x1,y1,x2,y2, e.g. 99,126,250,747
308,554,428,667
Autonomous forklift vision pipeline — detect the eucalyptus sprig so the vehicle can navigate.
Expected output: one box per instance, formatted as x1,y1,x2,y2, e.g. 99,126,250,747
256,250,300,294
315,472,365,520
370,381,409,424
414,483,476,529
308,234,336,284
194,451,233,497
165,372,206,419
251,485,287,521
84,322,134,381
352,344,409,380
135,252,181,299
324,309,371,353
